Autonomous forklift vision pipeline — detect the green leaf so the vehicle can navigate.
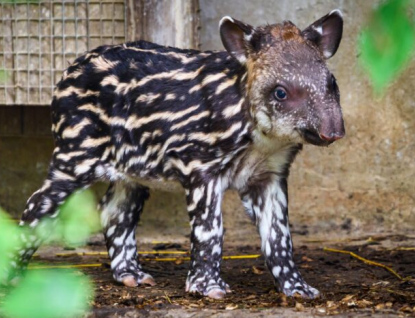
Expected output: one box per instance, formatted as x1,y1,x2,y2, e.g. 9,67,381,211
0,209,20,282
359,0,415,93
57,189,101,247
1,269,93,318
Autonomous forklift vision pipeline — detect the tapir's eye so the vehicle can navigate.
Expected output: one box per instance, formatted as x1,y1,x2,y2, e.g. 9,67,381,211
274,87,287,101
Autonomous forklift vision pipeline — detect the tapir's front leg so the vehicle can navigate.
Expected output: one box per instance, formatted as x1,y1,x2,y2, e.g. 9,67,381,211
241,177,319,298
185,176,230,299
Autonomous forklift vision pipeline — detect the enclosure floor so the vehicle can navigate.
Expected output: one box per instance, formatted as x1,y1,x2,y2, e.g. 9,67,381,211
5,233,415,317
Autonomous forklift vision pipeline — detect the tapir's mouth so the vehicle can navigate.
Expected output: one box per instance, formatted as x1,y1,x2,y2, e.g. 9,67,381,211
298,129,333,147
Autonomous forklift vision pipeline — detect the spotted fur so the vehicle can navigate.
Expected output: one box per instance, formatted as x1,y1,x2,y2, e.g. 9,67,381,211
6,11,344,299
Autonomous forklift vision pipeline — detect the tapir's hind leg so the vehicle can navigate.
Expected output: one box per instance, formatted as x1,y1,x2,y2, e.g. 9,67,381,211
5,148,99,283
99,182,155,287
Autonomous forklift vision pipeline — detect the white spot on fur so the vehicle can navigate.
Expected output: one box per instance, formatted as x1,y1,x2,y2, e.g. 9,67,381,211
113,230,127,246
281,237,287,249
212,244,221,255
164,93,176,101
278,221,289,237
272,266,281,277
194,225,217,242
108,247,115,257
265,241,271,256
271,228,277,241
189,186,205,211
106,225,116,237
244,33,252,42
276,186,287,208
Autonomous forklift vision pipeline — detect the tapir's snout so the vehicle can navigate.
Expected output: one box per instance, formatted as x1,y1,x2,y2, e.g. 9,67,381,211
319,131,344,143
318,104,345,144
300,102,345,146
319,118,345,143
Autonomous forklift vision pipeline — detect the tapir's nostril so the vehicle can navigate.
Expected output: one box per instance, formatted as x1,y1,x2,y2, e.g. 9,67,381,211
320,132,344,142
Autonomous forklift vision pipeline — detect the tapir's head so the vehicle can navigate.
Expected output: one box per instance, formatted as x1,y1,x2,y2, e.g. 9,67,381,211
220,11,345,147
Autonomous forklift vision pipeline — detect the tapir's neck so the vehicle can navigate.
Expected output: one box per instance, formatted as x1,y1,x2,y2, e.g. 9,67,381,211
208,51,249,96
197,50,253,133
213,52,252,119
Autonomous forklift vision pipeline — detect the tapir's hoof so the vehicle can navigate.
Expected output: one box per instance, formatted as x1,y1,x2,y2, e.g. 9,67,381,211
121,274,156,287
122,276,138,287
186,272,231,299
207,288,226,299
283,283,320,299
140,275,156,286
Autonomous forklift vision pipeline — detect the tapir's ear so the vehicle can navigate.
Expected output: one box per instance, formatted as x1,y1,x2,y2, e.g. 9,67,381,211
302,10,343,59
219,16,254,64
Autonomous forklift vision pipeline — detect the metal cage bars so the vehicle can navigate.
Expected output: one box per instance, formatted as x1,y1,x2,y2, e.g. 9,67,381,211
0,0,127,106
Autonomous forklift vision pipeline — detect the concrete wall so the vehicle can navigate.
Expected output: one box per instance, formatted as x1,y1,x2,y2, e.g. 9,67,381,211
1,0,414,241
199,0,415,234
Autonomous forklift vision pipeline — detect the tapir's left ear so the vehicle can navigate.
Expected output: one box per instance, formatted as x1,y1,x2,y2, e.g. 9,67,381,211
219,16,254,64
302,10,343,59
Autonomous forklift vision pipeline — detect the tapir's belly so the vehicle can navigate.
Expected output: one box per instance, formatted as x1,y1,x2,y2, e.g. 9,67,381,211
131,177,184,193
95,164,184,193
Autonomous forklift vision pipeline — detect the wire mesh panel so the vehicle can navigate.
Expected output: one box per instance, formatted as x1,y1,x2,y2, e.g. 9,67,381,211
0,0,126,106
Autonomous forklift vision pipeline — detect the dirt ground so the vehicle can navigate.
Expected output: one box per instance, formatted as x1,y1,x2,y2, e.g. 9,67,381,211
7,232,413,317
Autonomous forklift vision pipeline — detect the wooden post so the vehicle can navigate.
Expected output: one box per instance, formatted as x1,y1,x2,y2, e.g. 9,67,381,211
126,0,200,50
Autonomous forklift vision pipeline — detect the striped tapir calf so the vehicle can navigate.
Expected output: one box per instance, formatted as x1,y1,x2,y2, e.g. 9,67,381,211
8,10,344,299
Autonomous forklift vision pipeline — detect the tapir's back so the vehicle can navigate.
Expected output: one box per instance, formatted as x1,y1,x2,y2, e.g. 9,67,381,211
50,40,250,180
51,40,209,124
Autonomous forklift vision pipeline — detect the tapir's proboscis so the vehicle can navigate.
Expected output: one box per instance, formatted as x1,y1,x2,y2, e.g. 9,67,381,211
5,10,344,299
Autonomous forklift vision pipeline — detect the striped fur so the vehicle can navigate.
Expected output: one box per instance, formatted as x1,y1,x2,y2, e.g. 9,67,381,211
6,11,344,300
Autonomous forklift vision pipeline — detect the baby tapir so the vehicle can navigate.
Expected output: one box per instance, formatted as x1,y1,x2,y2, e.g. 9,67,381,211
8,10,344,299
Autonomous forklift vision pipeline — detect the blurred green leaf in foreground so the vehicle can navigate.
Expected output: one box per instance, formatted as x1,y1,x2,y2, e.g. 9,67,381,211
55,189,101,247
1,269,93,318
33,189,101,247
0,190,98,317
0,209,21,283
359,0,415,93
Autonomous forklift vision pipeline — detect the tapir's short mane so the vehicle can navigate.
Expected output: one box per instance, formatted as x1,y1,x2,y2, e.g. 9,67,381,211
245,21,308,95
251,21,304,54
270,21,303,42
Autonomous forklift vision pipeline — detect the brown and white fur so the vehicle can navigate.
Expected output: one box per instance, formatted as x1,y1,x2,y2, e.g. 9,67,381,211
5,10,344,299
